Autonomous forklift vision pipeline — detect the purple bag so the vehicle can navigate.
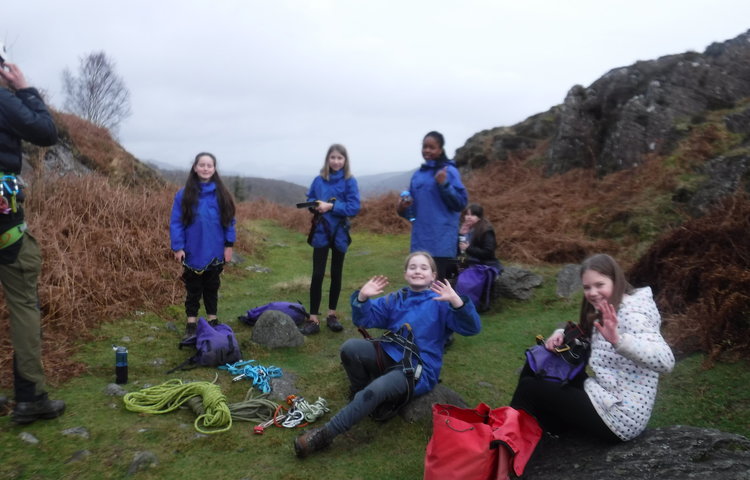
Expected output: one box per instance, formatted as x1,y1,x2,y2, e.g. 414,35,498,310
239,301,309,327
525,345,586,385
168,317,242,373
455,264,500,311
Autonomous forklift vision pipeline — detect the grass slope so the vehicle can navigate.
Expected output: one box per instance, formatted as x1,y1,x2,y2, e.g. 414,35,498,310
1,221,748,479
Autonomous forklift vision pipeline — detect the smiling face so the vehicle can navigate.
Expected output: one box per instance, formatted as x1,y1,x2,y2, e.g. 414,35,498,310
193,154,216,182
327,149,346,172
581,269,614,309
404,254,437,291
421,135,444,161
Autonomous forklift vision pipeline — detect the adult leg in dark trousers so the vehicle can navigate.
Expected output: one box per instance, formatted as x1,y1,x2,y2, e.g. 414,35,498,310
0,234,65,424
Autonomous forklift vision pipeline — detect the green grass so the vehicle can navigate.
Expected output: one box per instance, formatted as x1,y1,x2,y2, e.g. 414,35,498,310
1,221,749,479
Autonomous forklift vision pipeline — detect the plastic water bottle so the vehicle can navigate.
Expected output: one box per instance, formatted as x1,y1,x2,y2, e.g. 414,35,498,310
400,191,416,222
114,345,128,384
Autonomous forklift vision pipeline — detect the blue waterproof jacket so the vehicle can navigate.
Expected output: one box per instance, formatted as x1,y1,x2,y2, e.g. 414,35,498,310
307,170,360,252
404,160,467,257
351,287,481,396
170,182,236,270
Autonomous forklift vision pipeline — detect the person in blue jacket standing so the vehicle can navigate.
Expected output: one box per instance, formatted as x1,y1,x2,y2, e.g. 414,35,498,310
300,144,361,335
170,152,236,343
398,131,468,281
294,251,481,457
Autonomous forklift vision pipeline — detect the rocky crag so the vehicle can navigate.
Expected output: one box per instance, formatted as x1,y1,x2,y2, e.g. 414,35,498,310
455,29,750,212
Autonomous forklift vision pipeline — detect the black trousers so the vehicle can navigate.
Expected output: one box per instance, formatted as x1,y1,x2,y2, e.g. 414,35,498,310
310,246,345,315
434,257,458,282
182,266,223,317
510,363,621,443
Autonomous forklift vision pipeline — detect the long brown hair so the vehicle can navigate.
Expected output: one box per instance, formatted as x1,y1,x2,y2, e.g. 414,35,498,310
578,253,633,336
180,152,236,227
319,144,352,181
460,203,492,240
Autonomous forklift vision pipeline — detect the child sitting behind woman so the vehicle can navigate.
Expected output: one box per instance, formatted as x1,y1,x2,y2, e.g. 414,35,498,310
455,203,502,312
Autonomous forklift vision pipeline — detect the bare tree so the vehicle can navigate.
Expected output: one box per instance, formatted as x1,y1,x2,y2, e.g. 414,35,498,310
62,51,132,133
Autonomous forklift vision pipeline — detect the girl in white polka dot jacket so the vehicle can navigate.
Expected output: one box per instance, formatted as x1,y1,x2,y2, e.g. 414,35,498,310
499,253,675,479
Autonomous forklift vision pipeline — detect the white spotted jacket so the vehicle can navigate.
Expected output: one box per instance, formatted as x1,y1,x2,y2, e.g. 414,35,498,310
584,287,675,440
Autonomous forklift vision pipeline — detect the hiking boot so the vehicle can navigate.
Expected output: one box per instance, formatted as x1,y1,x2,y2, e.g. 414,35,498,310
326,314,343,332
294,426,333,458
208,319,219,327
299,320,320,335
181,321,197,346
238,314,256,327
11,398,66,425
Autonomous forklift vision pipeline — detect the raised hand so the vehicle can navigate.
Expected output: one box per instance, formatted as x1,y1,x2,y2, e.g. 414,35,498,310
594,300,620,346
358,275,389,301
430,279,463,308
434,167,447,185
0,63,29,90
544,331,565,351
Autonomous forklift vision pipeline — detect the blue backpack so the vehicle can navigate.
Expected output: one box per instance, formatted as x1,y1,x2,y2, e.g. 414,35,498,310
168,317,242,373
238,301,309,327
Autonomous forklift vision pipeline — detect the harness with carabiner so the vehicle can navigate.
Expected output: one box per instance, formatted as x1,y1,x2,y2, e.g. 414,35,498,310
358,321,424,421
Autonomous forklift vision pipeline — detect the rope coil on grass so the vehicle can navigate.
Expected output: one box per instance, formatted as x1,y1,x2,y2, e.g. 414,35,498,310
123,379,232,434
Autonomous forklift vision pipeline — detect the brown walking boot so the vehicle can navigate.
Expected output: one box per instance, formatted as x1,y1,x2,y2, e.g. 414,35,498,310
294,426,333,458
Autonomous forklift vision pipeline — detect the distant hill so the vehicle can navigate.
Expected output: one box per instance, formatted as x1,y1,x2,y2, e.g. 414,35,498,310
282,170,414,199
355,170,414,198
151,165,306,206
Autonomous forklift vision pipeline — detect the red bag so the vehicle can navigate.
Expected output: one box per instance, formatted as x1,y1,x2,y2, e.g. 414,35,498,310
424,403,542,480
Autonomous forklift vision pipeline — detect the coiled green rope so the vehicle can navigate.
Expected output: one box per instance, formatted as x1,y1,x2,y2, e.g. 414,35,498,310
227,389,280,423
123,379,232,434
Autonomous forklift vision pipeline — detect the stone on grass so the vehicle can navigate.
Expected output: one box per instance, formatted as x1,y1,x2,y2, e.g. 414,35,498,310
401,385,467,424
104,384,128,397
494,266,543,300
62,427,90,439
251,310,304,348
127,451,158,475
19,432,39,444
556,263,582,298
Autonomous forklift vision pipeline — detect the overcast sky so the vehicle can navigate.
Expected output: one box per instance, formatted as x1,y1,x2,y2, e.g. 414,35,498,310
4,1,750,182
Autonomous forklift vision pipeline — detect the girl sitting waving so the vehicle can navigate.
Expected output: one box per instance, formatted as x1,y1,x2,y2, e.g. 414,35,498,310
294,251,481,457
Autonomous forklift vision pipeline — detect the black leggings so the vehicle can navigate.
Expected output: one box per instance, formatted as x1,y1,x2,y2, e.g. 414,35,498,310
510,363,621,443
182,266,222,317
310,246,346,315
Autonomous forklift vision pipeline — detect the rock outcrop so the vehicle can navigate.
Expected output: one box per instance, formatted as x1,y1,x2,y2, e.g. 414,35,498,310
455,29,750,187
523,426,750,480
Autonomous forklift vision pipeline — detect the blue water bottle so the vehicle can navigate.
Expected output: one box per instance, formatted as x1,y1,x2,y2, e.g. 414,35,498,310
113,345,128,384
400,191,416,223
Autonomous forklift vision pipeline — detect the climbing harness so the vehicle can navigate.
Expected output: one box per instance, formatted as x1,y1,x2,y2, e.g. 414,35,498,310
182,257,225,275
359,321,423,421
0,222,26,249
123,378,233,434
219,360,283,394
